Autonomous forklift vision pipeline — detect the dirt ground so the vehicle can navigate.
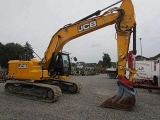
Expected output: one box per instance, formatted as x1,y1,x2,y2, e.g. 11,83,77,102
0,74,160,120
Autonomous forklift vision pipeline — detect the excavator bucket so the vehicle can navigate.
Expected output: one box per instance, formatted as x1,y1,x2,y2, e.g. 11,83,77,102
99,81,136,111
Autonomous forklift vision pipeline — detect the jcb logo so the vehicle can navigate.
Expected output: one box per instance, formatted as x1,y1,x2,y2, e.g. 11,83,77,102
78,20,97,32
18,64,27,69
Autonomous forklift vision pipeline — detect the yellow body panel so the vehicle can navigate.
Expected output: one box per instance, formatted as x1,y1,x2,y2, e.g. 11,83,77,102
8,59,49,80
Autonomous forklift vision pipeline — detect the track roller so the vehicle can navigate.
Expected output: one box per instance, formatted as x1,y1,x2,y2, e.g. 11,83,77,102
51,80,81,93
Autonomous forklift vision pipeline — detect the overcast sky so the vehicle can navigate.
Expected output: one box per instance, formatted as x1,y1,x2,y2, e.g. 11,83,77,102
0,0,160,63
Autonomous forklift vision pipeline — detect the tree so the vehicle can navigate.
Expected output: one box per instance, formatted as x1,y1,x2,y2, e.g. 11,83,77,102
0,42,5,67
0,42,23,68
98,60,103,67
20,41,34,60
102,53,111,68
0,42,34,68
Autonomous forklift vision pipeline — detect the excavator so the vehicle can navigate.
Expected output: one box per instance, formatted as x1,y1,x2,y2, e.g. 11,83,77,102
5,0,137,110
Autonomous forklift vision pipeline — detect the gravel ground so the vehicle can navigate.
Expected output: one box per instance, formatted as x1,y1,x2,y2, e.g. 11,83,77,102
0,74,160,120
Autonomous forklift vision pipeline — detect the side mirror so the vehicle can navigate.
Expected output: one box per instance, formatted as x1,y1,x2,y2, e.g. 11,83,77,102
73,57,77,62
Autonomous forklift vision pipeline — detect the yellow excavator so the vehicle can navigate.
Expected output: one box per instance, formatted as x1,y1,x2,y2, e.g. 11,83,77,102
5,0,137,110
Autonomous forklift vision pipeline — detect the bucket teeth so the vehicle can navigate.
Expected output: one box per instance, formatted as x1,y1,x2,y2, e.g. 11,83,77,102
99,82,136,111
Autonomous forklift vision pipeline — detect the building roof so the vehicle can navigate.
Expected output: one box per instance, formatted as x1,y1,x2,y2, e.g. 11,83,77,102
135,53,160,61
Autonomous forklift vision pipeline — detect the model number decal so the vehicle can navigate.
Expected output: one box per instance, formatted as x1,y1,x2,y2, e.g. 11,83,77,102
78,20,97,32
18,64,27,69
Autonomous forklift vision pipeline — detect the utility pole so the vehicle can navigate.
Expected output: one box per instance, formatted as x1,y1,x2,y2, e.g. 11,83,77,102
139,38,142,60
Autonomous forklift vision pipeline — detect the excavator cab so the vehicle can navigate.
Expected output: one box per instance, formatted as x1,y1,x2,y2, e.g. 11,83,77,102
50,53,71,77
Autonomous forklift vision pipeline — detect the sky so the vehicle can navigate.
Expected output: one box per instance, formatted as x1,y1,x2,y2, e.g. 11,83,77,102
0,0,160,63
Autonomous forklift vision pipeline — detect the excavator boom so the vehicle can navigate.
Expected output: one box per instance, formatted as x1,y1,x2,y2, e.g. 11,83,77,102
42,13,119,70
42,0,135,71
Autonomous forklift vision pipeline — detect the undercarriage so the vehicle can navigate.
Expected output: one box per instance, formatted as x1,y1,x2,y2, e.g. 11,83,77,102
5,80,81,102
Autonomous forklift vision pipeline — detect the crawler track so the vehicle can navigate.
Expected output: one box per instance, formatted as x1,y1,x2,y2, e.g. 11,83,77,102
51,80,82,93
5,81,62,102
